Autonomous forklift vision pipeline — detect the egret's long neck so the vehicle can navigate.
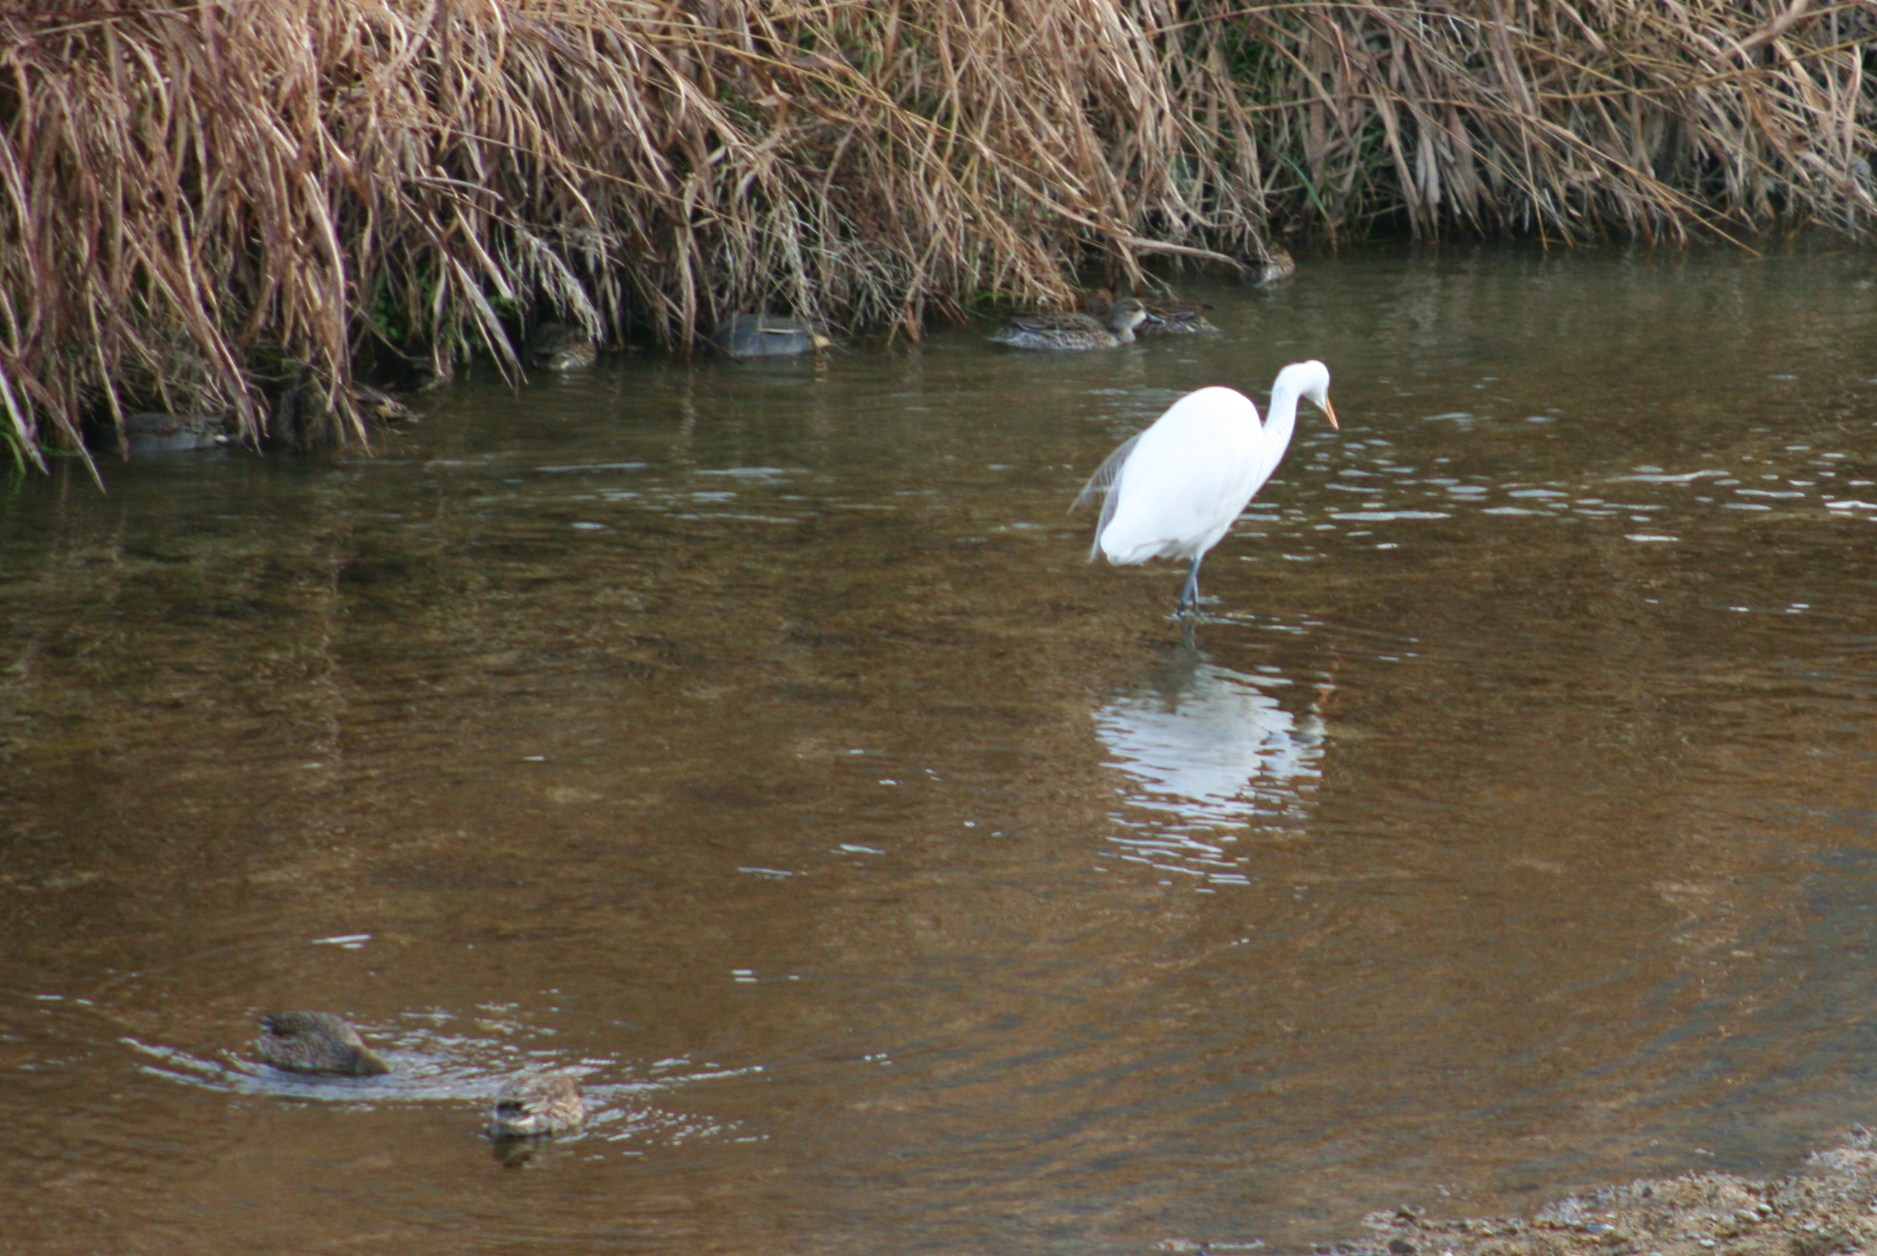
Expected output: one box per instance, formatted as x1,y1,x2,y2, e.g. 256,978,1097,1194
1256,379,1303,483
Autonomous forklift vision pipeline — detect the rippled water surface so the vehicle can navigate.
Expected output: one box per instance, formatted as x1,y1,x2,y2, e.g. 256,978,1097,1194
6,247,1877,1253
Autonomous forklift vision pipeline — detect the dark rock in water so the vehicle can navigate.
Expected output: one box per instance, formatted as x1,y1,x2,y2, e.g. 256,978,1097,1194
708,313,834,358
255,1010,390,1077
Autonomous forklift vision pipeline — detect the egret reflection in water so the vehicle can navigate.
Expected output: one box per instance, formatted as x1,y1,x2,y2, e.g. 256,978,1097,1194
1095,649,1326,880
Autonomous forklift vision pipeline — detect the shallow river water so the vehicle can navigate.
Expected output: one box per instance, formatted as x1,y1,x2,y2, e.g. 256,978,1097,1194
5,246,1877,1254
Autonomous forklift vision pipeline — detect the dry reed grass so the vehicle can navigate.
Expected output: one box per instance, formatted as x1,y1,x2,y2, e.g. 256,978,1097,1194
1,1,1872,468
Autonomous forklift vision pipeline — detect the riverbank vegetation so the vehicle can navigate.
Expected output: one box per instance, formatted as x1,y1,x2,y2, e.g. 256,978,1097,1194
3,1,1872,468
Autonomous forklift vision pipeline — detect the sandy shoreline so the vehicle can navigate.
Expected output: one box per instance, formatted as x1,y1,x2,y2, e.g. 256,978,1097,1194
1162,1128,1877,1255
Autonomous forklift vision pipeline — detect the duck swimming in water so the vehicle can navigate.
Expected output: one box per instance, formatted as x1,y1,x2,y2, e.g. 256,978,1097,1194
255,1011,391,1077
1243,246,1297,287
118,411,235,455
487,1072,587,1138
989,297,1149,351
708,314,834,358
1084,289,1220,337
527,322,599,370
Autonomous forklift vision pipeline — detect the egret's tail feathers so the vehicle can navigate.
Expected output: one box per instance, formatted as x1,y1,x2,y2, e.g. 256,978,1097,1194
1070,433,1140,512
1073,432,1142,562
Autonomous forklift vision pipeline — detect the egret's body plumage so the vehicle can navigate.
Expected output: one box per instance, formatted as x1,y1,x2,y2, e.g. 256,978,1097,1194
1075,361,1338,615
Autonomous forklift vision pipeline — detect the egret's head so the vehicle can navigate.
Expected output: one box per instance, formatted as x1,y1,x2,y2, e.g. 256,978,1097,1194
1282,359,1338,430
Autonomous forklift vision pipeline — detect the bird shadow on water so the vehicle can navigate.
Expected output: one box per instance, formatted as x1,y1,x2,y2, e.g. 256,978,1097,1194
1092,639,1329,886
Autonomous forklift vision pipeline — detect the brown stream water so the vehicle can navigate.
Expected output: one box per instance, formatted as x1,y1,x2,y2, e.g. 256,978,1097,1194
5,246,1877,1254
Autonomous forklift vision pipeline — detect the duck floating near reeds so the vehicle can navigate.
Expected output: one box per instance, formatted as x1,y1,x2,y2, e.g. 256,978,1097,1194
1084,289,1220,337
272,374,416,449
121,411,235,455
989,297,1148,351
708,313,834,358
487,1072,587,1139
526,322,598,370
353,383,417,426
255,1011,391,1077
1243,246,1296,287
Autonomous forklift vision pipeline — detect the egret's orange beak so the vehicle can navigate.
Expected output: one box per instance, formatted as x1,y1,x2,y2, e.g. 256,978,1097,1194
1320,395,1340,430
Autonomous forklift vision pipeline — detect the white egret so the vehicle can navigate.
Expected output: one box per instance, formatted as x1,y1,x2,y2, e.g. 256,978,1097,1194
1073,360,1339,615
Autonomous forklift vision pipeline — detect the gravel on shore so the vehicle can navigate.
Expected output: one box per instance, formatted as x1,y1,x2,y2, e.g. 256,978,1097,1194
1161,1127,1877,1256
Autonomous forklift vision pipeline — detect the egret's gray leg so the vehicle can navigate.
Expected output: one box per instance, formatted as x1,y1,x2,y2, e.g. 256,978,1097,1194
1177,556,1203,615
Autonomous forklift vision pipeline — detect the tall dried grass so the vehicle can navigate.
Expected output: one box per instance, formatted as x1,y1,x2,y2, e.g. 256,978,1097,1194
1235,0,1877,243
2,1,1872,468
